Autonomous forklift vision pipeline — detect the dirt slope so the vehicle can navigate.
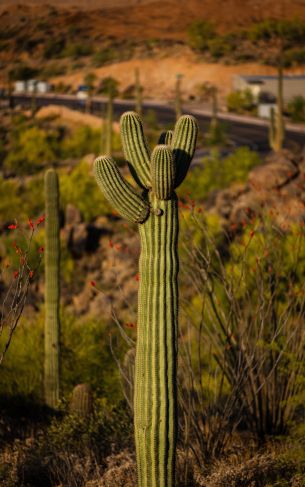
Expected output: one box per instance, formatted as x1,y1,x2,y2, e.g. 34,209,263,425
2,1,305,42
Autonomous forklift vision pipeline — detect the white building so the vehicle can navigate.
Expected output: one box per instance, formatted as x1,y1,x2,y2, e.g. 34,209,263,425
13,79,51,94
233,74,305,103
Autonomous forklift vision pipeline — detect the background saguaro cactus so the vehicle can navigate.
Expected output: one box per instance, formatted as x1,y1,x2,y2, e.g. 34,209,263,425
94,111,198,487
269,63,285,152
70,383,93,418
44,168,61,409
135,67,143,117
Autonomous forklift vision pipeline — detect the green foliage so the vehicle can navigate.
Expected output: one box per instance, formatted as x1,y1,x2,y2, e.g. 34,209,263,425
287,95,305,122
187,20,216,51
0,311,124,403
180,147,261,201
63,42,93,59
83,72,97,91
8,64,39,81
43,37,66,59
226,89,255,114
97,76,119,97
4,127,58,175
0,176,21,223
207,36,234,59
60,161,111,221
92,48,117,67
61,126,101,159
205,122,228,147
247,19,305,43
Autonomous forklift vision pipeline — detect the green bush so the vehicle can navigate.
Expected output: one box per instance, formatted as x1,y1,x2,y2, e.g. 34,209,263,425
0,176,21,224
61,126,102,159
187,20,216,51
92,48,117,67
60,161,111,221
43,38,66,59
8,64,39,81
63,42,93,59
179,147,261,201
4,127,59,175
0,311,124,402
226,89,255,114
287,95,305,122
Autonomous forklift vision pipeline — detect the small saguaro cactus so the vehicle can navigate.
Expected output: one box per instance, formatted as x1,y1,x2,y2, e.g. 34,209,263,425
269,63,285,152
175,73,183,121
70,383,93,418
135,67,143,117
44,168,61,409
94,111,198,487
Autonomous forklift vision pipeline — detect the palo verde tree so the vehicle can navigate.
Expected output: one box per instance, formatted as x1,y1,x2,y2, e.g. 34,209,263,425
94,111,198,487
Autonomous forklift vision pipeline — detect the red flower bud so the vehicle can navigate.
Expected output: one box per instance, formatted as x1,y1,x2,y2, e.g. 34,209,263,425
36,215,45,225
8,224,17,230
13,270,19,279
28,218,35,230
38,246,44,253
90,281,96,287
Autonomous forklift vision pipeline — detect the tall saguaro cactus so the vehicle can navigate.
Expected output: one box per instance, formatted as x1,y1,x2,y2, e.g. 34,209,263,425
94,111,198,487
44,168,60,408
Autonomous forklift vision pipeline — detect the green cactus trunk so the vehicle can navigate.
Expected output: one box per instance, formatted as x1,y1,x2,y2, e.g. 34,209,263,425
269,62,285,152
70,383,93,417
135,67,143,117
175,74,183,121
94,111,198,487
44,168,60,408
105,92,113,156
135,193,178,487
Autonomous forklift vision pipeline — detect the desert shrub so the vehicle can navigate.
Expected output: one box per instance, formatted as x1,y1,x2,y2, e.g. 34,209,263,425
0,310,124,403
92,48,117,67
205,122,229,147
63,42,93,59
4,127,59,175
60,161,111,221
97,76,119,97
61,126,102,159
0,177,21,224
8,64,39,81
179,147,261,201
226,89,255,114
207,36,234,59
283,48,305,67
181,212,305,440
287,95,305,122
187,20,216,51
247,19,305,43
41,63,67,78
43,37,66,59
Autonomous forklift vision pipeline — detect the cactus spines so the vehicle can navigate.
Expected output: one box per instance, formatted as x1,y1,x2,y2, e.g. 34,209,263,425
94,111,198,487
269,63,285,152
44,168,60,408
70,383,93,417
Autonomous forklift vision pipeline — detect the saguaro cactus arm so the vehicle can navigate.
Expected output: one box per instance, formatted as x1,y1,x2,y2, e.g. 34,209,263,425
120,111,151,189
172,115,198,187
94,156,150,224
151,145,175,200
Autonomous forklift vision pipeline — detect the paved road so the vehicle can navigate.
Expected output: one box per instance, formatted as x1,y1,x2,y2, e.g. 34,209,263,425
10,93,305,152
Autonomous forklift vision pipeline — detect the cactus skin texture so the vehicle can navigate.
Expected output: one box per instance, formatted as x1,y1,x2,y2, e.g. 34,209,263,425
44,169,60,409
70,383,93,417
94,111,198,487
